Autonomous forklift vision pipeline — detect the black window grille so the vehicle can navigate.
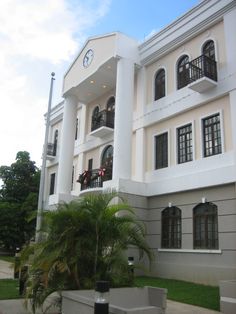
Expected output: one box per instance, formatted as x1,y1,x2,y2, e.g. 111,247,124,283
177,124,193,164
155,132,168,169
193,202,218,249
203,113,222,157
53,130,58,156
177,55,189,89
162,206,182,249
203,40,215,61
49,173,56,195
75,118,79,140
155,69,165,100
107,96,115,112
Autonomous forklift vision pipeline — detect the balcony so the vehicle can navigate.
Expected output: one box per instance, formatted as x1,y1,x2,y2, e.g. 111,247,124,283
187,55,218,93
46,143,56,160
78,167,112,191
90,109,114,138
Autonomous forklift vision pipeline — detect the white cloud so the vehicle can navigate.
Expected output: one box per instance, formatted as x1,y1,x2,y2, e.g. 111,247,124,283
0,0,111,167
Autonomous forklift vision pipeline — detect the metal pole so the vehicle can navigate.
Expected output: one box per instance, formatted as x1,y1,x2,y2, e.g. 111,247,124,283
35,72,55,242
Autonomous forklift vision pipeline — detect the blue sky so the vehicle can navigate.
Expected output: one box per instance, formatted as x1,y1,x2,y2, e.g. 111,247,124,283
0,0,199,168
87,0,199,41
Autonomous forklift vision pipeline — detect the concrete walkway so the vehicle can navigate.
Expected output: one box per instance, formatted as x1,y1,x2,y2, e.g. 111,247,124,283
0,260,221,314
0,299,221,314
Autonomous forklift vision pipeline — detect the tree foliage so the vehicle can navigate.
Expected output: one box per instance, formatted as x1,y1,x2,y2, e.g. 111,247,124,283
20,192,153,313
0,151,40,250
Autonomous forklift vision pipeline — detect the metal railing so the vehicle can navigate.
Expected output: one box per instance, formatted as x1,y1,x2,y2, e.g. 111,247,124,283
80,168,112,191
91,109,115,132
178,55,217,89
46,143,56,157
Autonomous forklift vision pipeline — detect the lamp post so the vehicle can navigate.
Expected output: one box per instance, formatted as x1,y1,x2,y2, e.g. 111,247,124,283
94,281,109,314
35,72,55,242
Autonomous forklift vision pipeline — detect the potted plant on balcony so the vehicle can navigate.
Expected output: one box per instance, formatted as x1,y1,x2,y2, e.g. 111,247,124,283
77,170,91,186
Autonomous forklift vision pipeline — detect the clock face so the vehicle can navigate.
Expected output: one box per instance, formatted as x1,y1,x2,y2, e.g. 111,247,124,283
83,49,94,68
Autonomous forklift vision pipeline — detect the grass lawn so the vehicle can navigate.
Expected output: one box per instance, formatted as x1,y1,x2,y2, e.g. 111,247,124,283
0,255,15,263
135,276,220,311
0,279,21,300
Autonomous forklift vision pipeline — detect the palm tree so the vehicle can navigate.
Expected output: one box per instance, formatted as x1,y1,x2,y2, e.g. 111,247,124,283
20,191,153,313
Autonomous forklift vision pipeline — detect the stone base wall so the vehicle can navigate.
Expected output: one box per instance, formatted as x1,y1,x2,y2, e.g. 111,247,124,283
123,183,236,285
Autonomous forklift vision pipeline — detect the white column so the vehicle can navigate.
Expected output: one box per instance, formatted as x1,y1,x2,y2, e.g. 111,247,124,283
135,66,146,182
135,128,145,182
113,57,134,180
79,103,87,145
224,8,236,76
136,66,146,116
57,95,78,195
229,90,236,166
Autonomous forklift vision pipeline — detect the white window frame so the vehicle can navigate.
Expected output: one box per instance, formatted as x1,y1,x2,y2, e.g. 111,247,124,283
175,120,195,165
199,109,224,159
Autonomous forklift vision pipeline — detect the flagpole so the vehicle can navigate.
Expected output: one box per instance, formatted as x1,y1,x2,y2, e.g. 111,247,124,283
36,72,55,242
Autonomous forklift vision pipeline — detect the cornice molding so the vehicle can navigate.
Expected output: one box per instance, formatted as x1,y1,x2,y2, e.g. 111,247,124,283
139,0,236,66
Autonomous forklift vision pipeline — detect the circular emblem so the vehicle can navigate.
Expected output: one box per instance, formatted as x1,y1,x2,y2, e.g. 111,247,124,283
83,49,94,68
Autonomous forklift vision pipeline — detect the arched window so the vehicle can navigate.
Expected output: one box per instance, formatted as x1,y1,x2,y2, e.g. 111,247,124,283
177,55,189,89
91,106,100,131
106,96,115,112
101,145,113,181
155,69,165,100
53,130,58,156
193,202,218,249
161,206,181,248
202,40,215,61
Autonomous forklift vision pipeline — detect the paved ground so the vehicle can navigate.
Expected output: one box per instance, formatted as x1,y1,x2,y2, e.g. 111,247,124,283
0,299,221,314
0,260,221,314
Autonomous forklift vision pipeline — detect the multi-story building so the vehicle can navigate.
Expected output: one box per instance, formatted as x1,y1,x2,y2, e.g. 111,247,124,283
42,0,236,285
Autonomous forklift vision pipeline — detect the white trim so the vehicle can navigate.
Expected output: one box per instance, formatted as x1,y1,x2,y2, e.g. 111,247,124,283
220,297,236,304
153,129,170,171
158,249,222,254
200,37,218,62
174,120,195,166
199,109,225,159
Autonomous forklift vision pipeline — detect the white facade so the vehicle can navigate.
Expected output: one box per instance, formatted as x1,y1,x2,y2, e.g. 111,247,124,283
42,0,236,285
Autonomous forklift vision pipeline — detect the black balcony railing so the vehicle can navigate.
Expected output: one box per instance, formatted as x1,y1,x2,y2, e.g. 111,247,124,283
78,167,112,191
178,55,217,89
91,109,114,132
46,143,56,157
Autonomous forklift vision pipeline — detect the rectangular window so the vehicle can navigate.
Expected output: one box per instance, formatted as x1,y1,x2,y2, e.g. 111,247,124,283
49,173,56,195
177,124,193,164
88,158,93,170
71,166,74,190
75,118,79,140
155,132,168,169
203,113,222,157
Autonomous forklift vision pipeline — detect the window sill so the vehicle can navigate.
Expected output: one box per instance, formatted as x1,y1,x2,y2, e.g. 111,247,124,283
158,249,222,254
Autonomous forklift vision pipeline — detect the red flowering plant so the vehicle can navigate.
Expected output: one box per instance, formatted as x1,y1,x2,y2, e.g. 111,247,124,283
77,170,91,185
98,167,106,177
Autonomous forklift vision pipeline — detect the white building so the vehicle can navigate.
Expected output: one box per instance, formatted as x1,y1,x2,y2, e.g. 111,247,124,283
42,0,236,285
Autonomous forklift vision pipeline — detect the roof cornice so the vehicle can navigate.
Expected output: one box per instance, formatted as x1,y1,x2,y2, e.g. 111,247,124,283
139,0,236,66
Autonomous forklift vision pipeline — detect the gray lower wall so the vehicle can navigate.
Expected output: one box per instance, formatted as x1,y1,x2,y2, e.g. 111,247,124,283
123,183,236,286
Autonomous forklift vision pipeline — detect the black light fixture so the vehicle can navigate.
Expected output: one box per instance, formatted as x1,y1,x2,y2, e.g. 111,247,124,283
94,281,109,314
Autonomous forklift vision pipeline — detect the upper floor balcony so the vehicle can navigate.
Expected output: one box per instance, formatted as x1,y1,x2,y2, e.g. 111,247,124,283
90,108,115,138
78,166,112,191
184,55,217,93
46,143,56,160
